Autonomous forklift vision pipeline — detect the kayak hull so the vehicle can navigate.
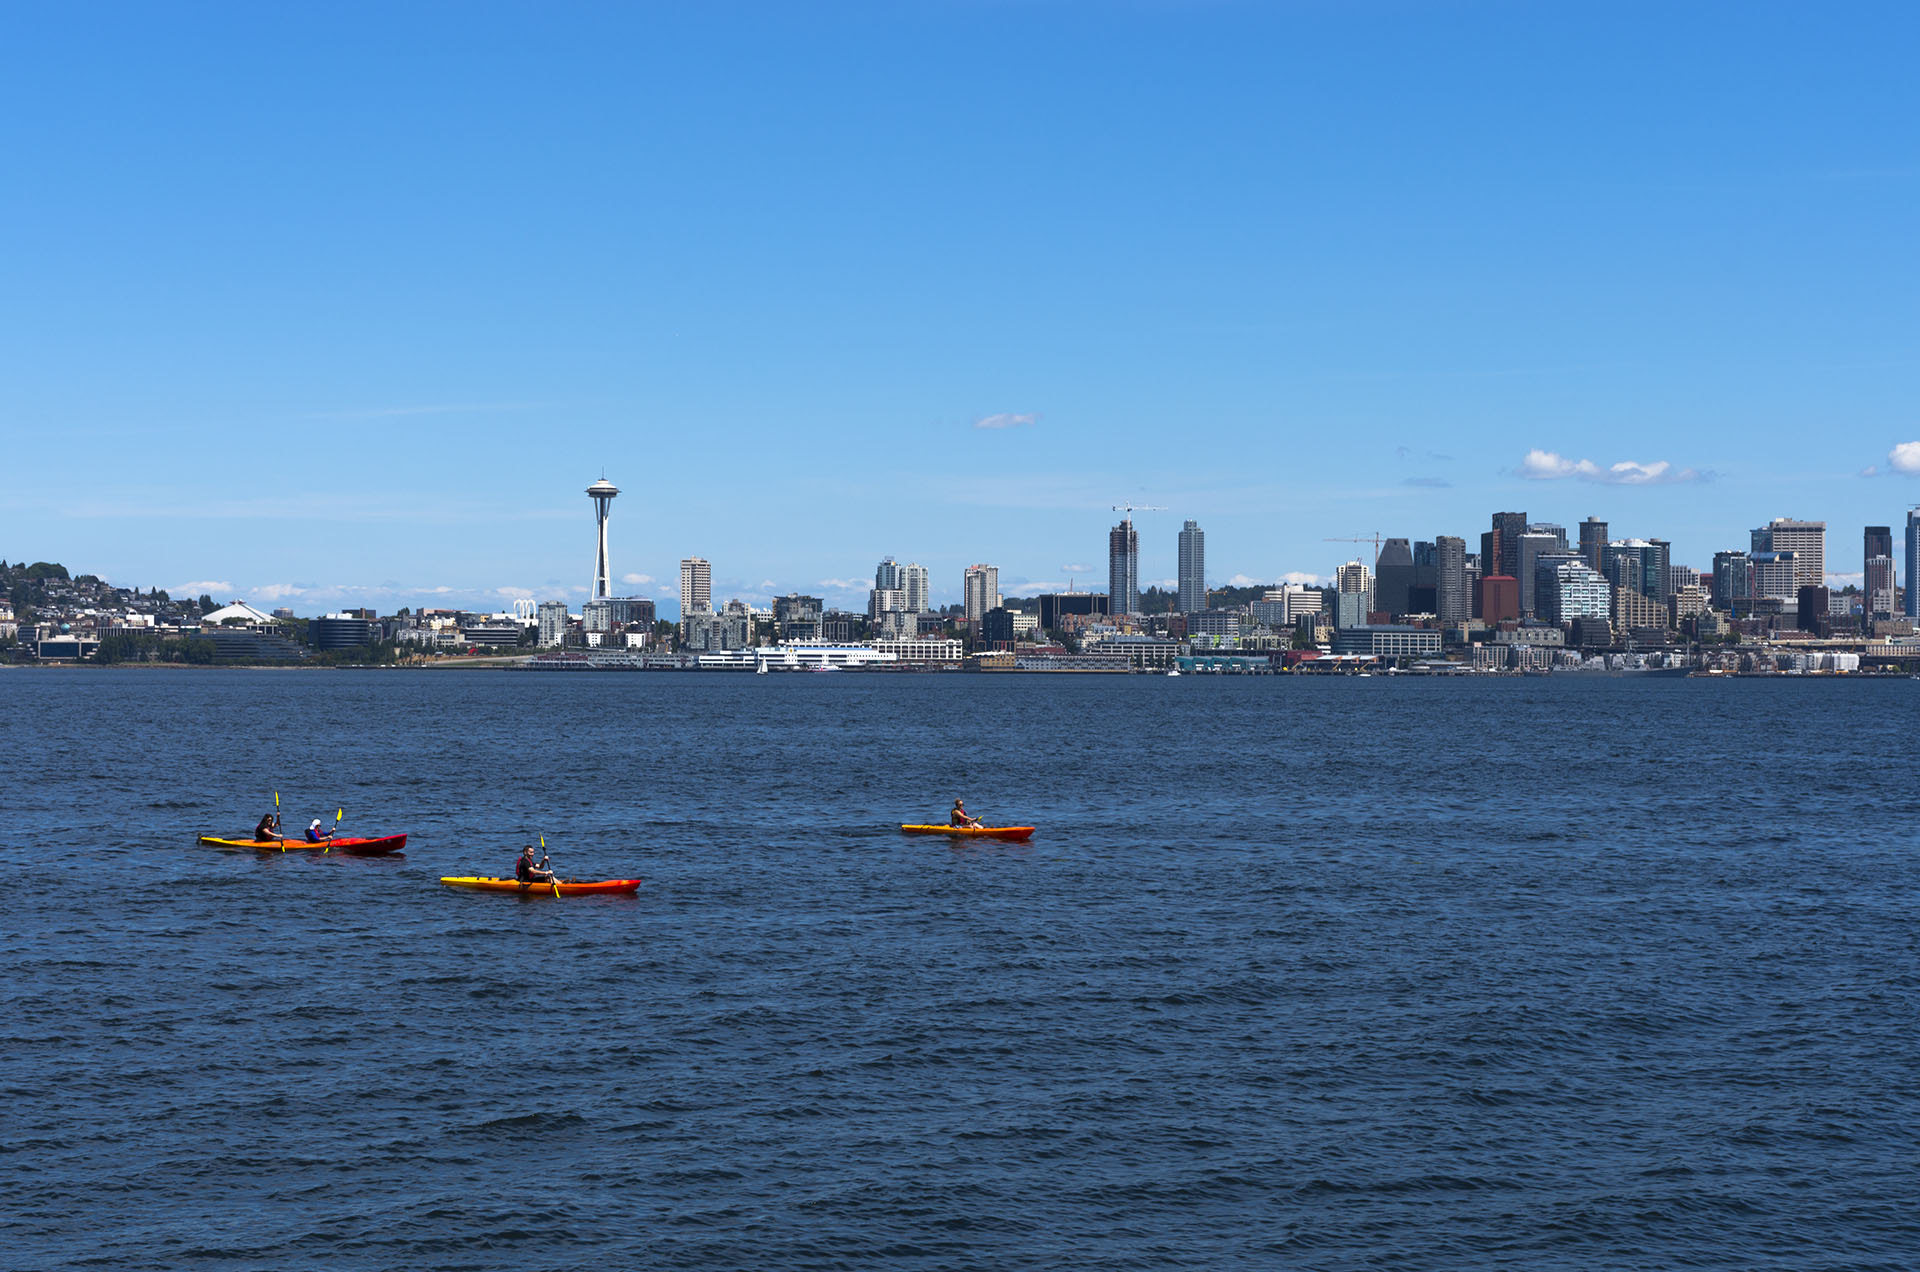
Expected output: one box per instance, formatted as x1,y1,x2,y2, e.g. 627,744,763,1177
439,876,641,896
199,834,407,855
900,824,1035,842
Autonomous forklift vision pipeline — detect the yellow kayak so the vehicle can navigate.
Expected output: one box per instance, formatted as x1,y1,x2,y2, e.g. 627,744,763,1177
439,876,640,896
900,824,1035,842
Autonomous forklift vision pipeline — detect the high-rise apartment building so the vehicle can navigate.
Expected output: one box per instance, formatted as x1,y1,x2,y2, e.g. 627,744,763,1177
1712,550,1753,612
963,564,1000,624
536,600,570,647
1751,551,1800,601
901,563,929,614
1334,560,1373,618
1906,509,1920,619
680,557,712,615
1435,535,1469,625
1866,555,1896,617
1540,559,1610,624
1754,518,1825,587
1177,521,1206,614
1108,519,1140,616
1578,517,1608,572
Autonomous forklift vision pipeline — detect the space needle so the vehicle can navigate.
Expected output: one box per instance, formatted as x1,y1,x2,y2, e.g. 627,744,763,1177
587,476,619,599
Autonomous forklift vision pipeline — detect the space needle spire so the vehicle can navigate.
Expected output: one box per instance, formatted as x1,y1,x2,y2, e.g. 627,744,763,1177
586,475,619,599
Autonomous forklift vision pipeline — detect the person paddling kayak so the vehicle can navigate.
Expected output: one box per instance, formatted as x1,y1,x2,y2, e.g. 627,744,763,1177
950,799,983,829
305,818,334,843
515,845,554,884
253,812,283,841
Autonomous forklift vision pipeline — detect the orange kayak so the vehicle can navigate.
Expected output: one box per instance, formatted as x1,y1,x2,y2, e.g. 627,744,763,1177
439,876,641,896
900,824,1035,842
199,834,407,856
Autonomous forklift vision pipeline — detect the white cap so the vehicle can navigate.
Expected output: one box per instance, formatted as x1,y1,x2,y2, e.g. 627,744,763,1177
310,819,322,829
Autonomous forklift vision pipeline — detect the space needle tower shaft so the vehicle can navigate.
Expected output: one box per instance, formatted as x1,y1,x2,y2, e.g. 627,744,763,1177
587,477,619,599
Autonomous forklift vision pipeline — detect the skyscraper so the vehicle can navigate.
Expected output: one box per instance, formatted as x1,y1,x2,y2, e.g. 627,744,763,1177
1109,519,1139,616
963,564,1000,624
1435,535,1468,625
679,557,711,615
1906,509,1920,619
1865,525,1893,569
1515,531,1561,616
1578,517,1608,572
1865,526,1893,616
1756,518,1825,587
1373,538,1415,618
1177,520,1206,614
587,477,619,599
1712,550,1752,612
1489,511,1528,578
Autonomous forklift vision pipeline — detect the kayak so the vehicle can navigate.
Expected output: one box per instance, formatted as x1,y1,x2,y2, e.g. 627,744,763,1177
198,834,407,856
900,824,1035,842
439,876,641,896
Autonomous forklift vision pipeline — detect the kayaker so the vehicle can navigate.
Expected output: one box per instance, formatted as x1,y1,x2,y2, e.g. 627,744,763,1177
254,812,282,841
515,845,554,884
305,818,334,843
950,799,983,829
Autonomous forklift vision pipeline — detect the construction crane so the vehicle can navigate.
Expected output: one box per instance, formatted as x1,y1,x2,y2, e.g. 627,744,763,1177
1323,533,1384,559
1111,502,1168,515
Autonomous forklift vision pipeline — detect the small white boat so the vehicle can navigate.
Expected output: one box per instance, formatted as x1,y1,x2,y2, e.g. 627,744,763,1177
1166,666,1181,677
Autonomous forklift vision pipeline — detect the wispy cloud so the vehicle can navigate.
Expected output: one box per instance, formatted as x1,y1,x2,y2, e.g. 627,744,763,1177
1062,563,1092,574
817,578,866,591
1887,441,1920,475
621,572,656,585
176,580,235,595
1517,449,1707,485
973,412,1036,430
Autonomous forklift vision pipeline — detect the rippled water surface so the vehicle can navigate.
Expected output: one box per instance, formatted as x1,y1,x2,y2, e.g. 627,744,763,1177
7,668,1919,1270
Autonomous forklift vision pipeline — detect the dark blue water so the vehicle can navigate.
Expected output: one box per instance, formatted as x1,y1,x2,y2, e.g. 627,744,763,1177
6,669,1918,1270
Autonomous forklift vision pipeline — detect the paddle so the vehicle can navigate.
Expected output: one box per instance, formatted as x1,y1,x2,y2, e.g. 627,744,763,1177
541,833,558,897
323,807,343,854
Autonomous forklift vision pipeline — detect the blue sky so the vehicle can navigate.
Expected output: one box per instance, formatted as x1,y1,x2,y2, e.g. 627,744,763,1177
4,2,1917,616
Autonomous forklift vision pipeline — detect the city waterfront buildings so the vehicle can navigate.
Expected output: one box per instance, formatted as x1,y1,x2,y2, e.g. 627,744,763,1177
1177,521,1205,614
1578,517,1607,572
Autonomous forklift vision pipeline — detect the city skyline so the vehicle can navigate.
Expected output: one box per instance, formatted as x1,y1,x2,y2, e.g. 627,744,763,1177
6,6,1920,612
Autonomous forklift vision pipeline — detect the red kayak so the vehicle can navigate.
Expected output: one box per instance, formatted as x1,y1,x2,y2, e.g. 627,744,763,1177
198,834,407,856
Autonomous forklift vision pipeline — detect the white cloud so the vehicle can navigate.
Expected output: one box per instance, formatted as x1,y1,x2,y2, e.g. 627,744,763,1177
1827,571,1863,586
494,586,534,600
178,580,235,595
1063,563,1092,573
973,412,1036,430
817,578,866,591
1888,442,1920,474
1517,449,1705,485
1146,577,1177,589
253,583,309,602
1281,571,1324,587
621,572,655,585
